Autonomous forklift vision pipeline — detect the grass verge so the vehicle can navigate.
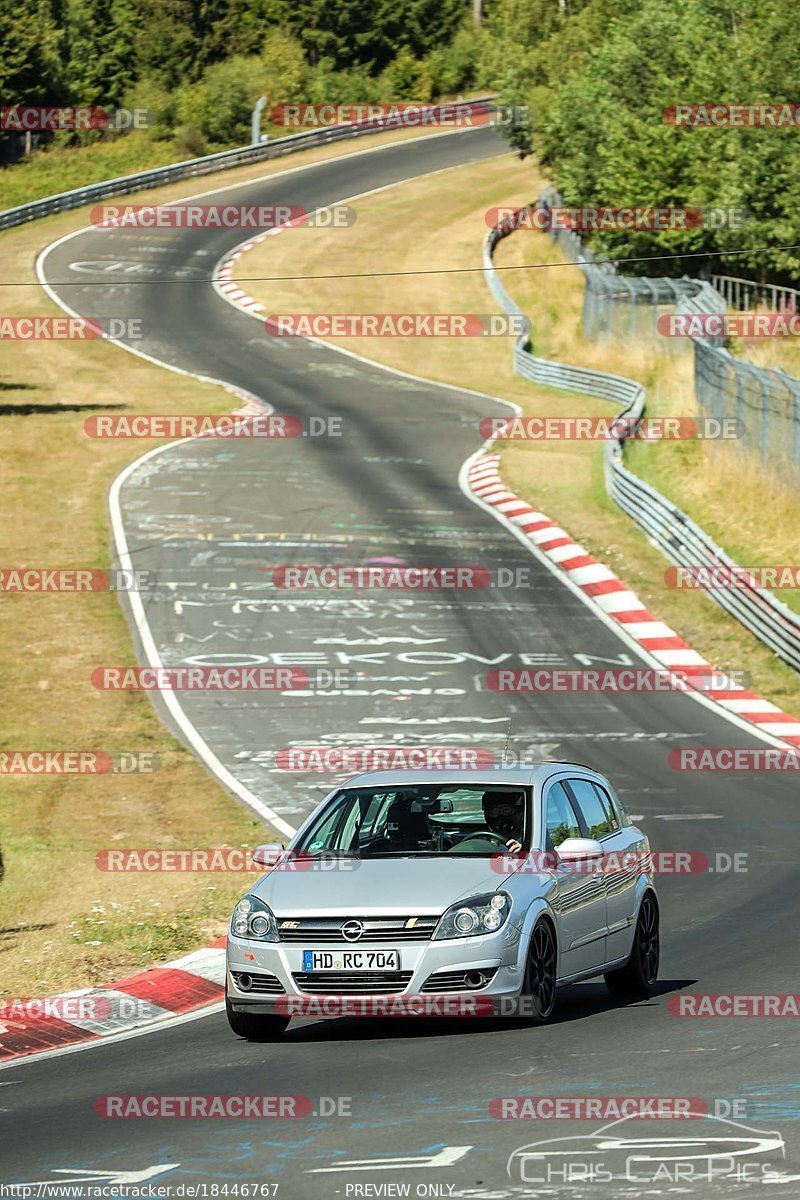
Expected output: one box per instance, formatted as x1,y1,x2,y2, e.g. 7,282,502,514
233,152,800,717
1,132,223,212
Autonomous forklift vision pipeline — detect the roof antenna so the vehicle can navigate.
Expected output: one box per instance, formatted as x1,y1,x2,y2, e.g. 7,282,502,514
503,717,513,766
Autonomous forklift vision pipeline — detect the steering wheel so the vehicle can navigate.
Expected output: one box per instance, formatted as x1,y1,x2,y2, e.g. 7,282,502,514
450,831,511,851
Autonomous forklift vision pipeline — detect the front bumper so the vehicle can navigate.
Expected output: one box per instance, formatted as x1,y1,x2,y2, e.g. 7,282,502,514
227,922,527,1015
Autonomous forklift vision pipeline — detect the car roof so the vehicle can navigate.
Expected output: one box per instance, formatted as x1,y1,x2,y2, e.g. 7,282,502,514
336,763,606,789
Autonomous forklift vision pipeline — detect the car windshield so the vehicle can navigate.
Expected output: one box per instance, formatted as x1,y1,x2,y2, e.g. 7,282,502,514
293,784,529,857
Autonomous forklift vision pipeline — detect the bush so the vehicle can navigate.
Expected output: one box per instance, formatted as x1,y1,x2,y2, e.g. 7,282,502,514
436,24,482,94
260,30,308,104
176,55,265,144
122,75,177,142
306,59,377,106
378,49,423,100
172,124,207,159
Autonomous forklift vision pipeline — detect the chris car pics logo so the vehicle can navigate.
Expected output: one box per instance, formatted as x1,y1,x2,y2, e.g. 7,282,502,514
507,1113,787,1187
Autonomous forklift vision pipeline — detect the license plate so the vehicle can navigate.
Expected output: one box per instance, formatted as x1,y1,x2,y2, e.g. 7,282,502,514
302,949,401,971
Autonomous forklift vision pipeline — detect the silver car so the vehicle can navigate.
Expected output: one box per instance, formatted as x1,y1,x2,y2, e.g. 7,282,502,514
226,763,659,1039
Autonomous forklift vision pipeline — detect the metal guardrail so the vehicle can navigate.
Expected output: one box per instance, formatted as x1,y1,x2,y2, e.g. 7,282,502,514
0,99,495,233
484,205,800,674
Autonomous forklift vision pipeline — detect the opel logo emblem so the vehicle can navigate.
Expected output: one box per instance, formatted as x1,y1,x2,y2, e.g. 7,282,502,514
341,919,364,942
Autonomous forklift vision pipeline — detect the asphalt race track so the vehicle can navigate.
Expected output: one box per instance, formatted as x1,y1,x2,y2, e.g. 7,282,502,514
5,125,800,1197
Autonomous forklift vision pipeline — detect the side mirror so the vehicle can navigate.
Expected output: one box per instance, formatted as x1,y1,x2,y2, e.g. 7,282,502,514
252,842,286,867
555,837,604,863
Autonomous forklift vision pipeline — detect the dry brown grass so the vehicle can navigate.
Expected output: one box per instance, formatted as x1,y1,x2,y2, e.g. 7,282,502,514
734,321,800,376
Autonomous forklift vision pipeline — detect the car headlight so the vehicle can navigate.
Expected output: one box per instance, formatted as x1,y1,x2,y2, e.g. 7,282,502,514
230,894,279,941
433,891,511,940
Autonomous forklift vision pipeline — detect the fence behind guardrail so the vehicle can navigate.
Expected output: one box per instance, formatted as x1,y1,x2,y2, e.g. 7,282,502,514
484,203,800,674
538,189,800,471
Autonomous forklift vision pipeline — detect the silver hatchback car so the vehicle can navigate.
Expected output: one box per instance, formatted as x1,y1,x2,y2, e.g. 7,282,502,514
226,763,658,1039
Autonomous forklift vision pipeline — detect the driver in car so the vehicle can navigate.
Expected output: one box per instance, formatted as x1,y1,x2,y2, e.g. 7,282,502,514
482,791,524,854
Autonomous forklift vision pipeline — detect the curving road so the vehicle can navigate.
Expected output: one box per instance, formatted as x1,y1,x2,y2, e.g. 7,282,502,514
4,125,799,1198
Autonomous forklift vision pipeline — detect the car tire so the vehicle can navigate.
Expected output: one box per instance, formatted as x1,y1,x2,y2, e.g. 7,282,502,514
515,918,558,1025
226,998,290,1041
604,891,659,999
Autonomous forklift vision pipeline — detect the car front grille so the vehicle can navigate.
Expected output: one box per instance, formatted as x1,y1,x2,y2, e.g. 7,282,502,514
292,970,414,994
231,970,285,994
277,916,439,943
421,967,499,993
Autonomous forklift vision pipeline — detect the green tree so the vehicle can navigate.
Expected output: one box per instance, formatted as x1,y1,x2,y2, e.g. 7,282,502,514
0,0,63,103
268,0,466,72
64,0,140,104
176,55,264,142
133,0,199,88
483,0,800,279
260,28,308,104
193,0,277,67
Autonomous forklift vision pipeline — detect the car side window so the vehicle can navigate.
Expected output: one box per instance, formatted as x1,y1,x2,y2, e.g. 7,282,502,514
567,778,618,839
544,781,583,849
358,792,392,840
601,782,631,827
305,790,385,851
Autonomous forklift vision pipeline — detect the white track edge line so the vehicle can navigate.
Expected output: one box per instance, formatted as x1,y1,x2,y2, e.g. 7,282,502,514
458,446,795,750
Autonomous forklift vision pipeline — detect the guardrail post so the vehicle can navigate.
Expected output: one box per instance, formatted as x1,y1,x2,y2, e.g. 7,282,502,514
251,97,268,146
